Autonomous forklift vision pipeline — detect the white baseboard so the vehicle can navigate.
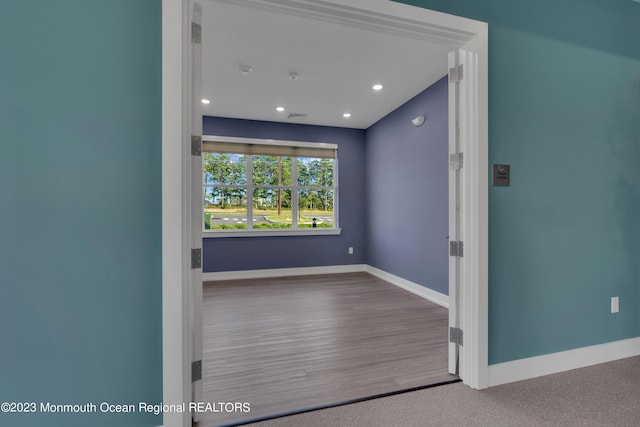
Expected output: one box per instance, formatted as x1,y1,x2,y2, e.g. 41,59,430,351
365,265,449,308
203,264,367,282
203,264,449,310
488,337,640,387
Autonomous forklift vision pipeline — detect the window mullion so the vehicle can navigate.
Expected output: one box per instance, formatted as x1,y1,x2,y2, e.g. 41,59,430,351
292,157,298,228
334,154,339,229
247,155,253,229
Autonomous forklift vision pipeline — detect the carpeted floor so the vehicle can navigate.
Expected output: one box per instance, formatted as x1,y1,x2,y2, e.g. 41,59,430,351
244,356,640,426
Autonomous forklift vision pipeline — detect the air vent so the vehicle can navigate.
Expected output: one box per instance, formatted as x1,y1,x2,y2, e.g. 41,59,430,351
287,113,308,120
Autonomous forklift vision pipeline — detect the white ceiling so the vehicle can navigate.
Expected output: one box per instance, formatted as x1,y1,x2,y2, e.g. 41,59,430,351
201,0,452,129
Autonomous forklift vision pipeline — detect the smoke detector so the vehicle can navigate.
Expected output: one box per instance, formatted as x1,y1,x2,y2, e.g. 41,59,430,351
238,64,253,74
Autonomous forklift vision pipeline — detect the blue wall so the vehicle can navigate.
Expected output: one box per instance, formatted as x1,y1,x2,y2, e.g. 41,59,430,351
0,2,161,426
2,4,638,421
398,0,640,364
202,117,366,272
366,77,449,295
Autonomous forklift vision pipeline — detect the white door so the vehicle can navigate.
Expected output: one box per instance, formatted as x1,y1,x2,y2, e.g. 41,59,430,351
189,0,204,420
448,49,463,376
448,46,483,384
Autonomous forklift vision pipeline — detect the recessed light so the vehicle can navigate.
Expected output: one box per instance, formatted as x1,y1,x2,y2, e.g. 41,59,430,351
276,106,285,112
372,84,383,91
343,113,352,119
201,99,211,105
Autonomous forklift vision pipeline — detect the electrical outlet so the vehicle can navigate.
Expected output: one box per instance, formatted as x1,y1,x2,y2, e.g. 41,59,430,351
611,296,619,314
348,247,354,255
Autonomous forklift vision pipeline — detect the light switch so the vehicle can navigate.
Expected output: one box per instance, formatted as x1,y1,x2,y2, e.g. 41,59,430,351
493,164,510,186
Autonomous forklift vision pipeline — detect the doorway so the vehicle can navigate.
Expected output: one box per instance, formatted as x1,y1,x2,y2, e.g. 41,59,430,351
162,1,488,426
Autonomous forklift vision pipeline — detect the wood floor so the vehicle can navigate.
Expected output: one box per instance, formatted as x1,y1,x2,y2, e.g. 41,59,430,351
197,272,455,427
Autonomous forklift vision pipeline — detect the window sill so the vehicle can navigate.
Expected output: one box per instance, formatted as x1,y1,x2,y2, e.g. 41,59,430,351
202,228,342,238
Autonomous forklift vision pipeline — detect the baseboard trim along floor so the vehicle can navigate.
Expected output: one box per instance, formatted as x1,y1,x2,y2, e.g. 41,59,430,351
202,264,367,282
364,265,449,309
488,336,640,386
203,264,449,308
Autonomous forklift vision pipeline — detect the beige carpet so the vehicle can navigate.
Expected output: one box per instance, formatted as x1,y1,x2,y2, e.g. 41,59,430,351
243,356,640,427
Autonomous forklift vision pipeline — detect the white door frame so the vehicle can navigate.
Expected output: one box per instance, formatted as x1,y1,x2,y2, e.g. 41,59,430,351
162,1,488,425
188,1,204,421
447,45,489,387
162,0,193,426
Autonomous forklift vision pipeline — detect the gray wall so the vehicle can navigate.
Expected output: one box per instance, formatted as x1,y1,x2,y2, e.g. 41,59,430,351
366,77,449,294
202,78,449,293
202,117,366,272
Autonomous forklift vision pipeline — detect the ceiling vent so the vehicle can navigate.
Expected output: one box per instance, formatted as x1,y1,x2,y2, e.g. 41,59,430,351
287,113,308,120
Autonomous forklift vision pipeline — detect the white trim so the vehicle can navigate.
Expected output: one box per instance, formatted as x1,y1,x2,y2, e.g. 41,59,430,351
203,264,366,282
212,0,483,45
488,337,640,387
189,1,204,419
203,264,449,310
462,29,489,391
202,133,339,235
202,134,338,150
162,1,191,427
165,3,490,423
365,265,449,309
447,50,460,377
450,31,489,391
203,228,342,238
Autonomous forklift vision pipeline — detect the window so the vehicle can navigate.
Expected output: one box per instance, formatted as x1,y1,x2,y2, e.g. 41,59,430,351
202,136,338,235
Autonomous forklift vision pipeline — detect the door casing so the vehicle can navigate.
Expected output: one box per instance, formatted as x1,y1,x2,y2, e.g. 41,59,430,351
162,2,488,425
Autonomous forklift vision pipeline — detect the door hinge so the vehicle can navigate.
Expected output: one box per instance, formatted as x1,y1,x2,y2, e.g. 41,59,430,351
192,360,202,383
450,241,464,257
191,135,202,156
450,327,464,346
191,22,202,44
191,248,202,269
449,64,463,83
449,153,463,170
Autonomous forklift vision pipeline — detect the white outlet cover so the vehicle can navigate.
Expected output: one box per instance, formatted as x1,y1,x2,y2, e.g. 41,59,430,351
611,297,619,313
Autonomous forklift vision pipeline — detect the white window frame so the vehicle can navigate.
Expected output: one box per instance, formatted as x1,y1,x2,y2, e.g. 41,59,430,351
201,135,341,238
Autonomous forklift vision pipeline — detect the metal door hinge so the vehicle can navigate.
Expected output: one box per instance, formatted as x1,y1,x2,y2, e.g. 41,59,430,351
450,241,464,257
450,327,463,345
192,360,202,383
191,135,202,156
449,64,463,83
191,248,202,269
191,22,202,44
449,153,463,170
